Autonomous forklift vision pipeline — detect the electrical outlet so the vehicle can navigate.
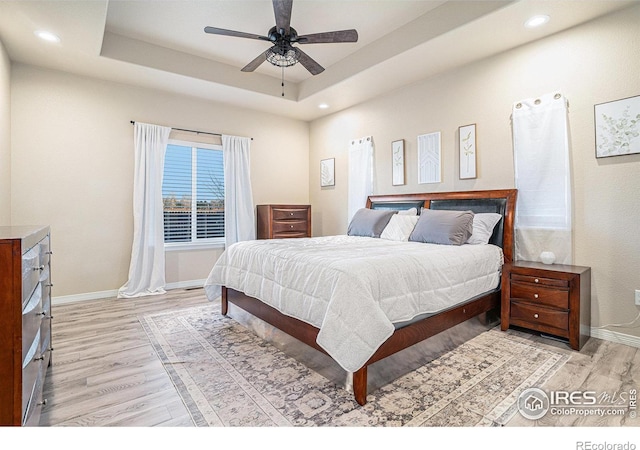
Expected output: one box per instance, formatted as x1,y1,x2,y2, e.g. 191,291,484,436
636,290,640,306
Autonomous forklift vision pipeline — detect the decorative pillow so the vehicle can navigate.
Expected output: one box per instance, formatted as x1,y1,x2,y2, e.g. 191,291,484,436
347,208,397,238
467,213,502,245
397,207,418,216
409,209,474,245
380,215,419,241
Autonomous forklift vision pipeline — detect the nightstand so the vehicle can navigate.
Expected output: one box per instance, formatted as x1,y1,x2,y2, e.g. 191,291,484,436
256,205,311,239
501,261,591,350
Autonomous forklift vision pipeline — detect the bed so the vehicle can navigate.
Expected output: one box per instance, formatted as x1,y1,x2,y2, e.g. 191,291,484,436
204,189,517,405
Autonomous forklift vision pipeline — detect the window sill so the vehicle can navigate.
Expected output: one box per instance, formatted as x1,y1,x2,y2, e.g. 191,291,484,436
164,241,225,252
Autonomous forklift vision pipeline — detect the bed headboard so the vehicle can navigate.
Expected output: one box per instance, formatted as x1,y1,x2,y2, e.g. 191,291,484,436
366,189,517,262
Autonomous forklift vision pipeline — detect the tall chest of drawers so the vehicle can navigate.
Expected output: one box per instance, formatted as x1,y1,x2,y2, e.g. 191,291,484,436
257,205,311,239
0,226,53,426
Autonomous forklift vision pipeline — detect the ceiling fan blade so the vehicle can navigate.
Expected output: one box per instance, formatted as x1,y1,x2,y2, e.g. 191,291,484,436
272,0,293,35
241,50,269,72
296,48,324,75
204,26,270,42
296,29,358,44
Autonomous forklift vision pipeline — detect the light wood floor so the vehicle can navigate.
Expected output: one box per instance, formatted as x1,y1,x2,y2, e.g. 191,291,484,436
39,288,639,427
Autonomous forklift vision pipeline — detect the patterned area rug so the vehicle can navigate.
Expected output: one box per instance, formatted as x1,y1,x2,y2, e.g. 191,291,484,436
140,304,568,427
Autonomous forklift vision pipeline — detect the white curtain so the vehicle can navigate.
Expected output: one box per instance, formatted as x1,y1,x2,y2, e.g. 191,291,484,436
222,135,255,247
118,122,171,298
512,91,572,264
348,136,374,222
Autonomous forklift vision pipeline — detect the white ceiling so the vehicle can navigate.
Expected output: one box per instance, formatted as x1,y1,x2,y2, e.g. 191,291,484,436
0,0,635,121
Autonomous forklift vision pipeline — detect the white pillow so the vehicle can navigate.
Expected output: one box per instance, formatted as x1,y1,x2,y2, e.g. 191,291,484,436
380,215,419,241
397,207,418,216
467,213,502,245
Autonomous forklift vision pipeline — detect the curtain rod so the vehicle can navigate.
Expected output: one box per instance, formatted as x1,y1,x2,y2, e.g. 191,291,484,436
129,121,252,140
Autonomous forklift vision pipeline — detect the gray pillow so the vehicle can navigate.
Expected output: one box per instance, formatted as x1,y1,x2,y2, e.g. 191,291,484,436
347,208,397,238
409,209,474,245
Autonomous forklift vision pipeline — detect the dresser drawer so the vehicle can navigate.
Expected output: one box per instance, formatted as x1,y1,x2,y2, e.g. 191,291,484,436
272,208,309,221
22,359,46,426
22,247,41,305
510,301,569,333
511,273,568,288
38,235,50,266
21,329,42,422
510,281,569,309
22,286,43,359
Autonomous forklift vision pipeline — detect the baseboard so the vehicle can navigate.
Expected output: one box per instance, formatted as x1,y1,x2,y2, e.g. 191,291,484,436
52,279,206,306
590,328,640,349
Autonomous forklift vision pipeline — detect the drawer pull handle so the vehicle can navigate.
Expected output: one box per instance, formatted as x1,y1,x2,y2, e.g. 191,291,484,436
35,355,45,361
46,251,53,255
47,283,54,287
534,278,539,283
534,313,539,319
534,294,539,299
290,212,294,216
33,265,45,271
290,225,294,228
38,399,48,406
40,311,47,316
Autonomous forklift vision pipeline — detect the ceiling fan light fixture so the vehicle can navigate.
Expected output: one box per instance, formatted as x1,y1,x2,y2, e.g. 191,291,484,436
266,46,300,68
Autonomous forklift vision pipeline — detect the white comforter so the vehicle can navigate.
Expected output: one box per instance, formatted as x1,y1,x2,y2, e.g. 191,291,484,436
204,235,503,372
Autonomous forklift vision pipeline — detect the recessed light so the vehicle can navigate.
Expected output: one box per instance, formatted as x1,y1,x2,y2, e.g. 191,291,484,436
318,103,330,109
524,15,550,29
34,30,61,43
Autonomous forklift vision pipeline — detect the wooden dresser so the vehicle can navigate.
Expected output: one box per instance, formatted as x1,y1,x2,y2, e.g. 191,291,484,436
257,205,311,239
0,226,53,426
501,261,591,351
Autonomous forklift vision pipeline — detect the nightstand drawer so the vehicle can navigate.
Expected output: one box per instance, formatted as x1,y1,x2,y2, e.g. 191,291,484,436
510,301,569,332
272,220,308,234
510,281,569,309
272,208,309,221
511,273,568,288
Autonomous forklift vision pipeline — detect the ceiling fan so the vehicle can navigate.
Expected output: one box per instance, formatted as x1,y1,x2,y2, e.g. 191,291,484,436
204,0,358,76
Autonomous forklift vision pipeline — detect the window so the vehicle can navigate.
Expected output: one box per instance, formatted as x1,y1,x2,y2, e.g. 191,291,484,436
162,139,224,248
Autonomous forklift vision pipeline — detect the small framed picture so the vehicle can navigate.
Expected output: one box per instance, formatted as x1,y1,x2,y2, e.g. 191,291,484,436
391,139,405,186
459,124,477,179
594,94,640,158
320,158,335,187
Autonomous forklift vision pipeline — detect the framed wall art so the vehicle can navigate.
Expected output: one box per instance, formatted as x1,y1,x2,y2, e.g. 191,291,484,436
594,94,640,158
459,124,477,179
391,139,405,186
320,158,335,187
417,132,441,184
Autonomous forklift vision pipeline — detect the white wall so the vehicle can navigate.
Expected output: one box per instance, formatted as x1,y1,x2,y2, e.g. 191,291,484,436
309,6,640,337
0,38,10,225
11,64,309,296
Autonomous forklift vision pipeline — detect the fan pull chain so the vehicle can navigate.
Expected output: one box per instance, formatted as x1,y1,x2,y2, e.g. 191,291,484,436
281,65,285,97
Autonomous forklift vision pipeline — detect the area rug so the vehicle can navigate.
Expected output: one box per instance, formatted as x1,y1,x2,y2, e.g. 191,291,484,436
140,304,568,427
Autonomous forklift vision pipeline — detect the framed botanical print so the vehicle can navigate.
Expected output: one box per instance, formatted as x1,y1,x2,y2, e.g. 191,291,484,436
594,94,640,158
392,139,405,186
459,124,477,179
320,158,335,187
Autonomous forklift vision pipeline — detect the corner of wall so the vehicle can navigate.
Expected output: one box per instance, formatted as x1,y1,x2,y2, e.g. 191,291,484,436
0,38,11,226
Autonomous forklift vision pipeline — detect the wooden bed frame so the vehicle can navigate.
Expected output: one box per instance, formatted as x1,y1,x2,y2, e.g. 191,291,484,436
221,189,517,405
